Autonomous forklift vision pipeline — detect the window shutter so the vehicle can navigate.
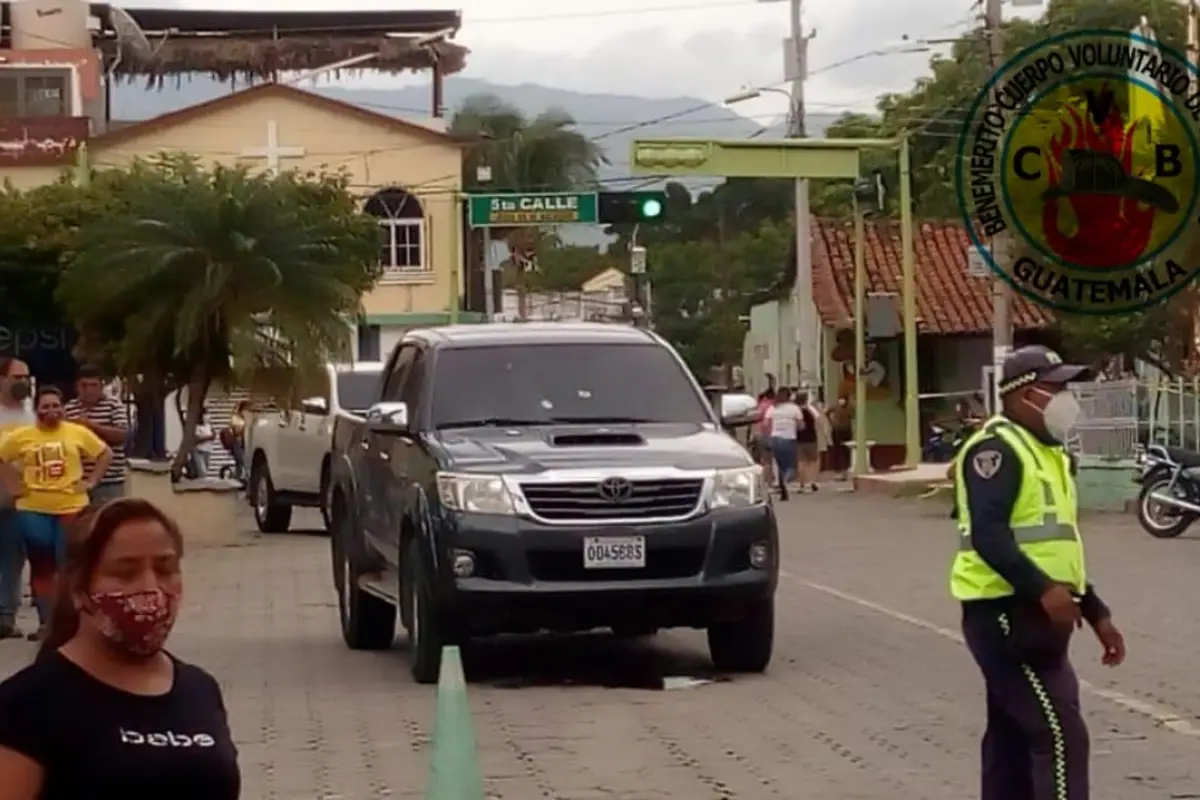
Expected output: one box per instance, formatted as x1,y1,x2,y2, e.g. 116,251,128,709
421,216,431,272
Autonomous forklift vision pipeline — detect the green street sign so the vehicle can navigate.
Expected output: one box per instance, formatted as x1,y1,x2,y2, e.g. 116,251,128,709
467,192,598,227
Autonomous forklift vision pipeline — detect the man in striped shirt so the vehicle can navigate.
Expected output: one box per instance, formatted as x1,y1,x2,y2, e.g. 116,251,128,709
64,365,129,510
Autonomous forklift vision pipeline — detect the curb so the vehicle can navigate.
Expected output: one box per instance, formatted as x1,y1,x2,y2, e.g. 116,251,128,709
425,646,484,799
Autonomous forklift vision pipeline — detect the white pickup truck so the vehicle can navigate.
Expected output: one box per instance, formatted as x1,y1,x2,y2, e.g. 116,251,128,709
246,361,384,533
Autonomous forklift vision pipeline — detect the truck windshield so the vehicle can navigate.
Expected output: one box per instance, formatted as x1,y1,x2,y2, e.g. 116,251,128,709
431,343,711,428
336,372,381,413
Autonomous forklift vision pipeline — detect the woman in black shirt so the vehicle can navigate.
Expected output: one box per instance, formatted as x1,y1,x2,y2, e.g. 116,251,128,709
0,497,240,799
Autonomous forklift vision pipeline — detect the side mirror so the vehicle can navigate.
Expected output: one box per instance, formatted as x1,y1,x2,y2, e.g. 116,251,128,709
719,392,758,427
301,396,328,415
365,401,409,431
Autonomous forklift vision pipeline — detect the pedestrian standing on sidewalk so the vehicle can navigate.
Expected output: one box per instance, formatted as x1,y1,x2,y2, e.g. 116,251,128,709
0,386,111,640
190,408,217,479
793,388,824,493
65,365,129,513
828,396,853,478
0,498,241,799
953,345,1125,800
0,357,34,640
764,388,802,501
752,389,776,486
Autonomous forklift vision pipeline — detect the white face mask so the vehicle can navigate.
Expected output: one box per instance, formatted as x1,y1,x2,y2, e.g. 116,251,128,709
1027,387,1081,442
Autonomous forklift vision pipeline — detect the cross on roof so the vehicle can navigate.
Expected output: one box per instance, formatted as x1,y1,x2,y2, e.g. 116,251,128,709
240,120,305,173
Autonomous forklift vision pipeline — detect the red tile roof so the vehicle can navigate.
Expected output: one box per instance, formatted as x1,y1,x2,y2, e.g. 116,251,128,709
810,218,1055,336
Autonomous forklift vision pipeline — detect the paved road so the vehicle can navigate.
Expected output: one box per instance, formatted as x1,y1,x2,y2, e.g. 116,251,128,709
3,498,1200,798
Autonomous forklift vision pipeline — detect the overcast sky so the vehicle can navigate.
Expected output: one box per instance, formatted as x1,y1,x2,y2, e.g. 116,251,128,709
149,0,1047,122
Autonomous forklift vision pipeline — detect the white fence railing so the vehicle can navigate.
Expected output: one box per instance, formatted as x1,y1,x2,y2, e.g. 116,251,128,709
1067,377,1200,460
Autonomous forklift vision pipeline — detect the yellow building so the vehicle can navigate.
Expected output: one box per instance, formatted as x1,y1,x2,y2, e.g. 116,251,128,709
1,82,476,353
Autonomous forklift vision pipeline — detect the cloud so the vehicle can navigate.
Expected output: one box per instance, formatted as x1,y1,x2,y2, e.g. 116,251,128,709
459,21,783,101
453,0,964,111
345,0,983,120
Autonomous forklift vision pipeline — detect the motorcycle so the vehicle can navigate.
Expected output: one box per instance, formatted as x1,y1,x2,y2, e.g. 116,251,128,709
924,418,983,463
923,424,955,462
1135,443,1200,538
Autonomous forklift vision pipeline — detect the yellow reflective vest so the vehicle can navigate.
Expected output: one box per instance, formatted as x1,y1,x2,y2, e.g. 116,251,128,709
950,416,1086,600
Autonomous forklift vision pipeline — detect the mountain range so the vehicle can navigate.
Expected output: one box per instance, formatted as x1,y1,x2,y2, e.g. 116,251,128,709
110,76,842,246
110,76,840,184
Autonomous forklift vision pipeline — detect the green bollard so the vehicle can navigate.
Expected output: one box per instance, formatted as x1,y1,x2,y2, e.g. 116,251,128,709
425,646,484,800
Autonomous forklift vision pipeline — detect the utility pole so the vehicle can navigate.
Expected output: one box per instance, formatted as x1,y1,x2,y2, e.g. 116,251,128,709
787,0,818,390
1189,1,1199,91
985,0,1011,406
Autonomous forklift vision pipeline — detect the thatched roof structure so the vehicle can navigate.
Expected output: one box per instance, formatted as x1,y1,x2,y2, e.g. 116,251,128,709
89,5,468,84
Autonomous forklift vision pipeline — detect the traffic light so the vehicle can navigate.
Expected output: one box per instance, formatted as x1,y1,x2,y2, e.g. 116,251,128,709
853,169,887,214
597,191,667,224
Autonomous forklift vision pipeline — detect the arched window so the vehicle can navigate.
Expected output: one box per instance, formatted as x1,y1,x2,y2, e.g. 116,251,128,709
364,187,426,276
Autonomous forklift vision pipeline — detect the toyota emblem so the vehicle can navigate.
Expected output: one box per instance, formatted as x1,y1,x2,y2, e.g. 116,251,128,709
597,476,634,502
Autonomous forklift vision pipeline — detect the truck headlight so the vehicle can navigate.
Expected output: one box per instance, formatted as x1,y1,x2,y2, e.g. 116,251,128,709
436,473,516,515
710,466,765,508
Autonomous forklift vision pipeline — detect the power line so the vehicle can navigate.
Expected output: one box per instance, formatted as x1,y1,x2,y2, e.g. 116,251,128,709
469,1,766,26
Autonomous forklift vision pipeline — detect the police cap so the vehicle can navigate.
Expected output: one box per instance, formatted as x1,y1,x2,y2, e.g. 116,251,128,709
998,345,1090,395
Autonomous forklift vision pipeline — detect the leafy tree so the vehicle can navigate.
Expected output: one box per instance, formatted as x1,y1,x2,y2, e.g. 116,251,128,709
56,155,380,478
0,188,61,328
809,0,1186,218
452,94,606,196
606,178,793,258
526,242,617,292
450,94,607,314
805,0,1191,369
1058,292,1195,372
650,221,790,373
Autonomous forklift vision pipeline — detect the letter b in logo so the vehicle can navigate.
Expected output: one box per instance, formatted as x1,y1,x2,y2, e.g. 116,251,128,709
1157,144,1183,178
120,729,216,747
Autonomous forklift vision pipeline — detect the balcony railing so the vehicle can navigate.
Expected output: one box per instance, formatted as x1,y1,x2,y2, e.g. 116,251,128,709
0,115,88,166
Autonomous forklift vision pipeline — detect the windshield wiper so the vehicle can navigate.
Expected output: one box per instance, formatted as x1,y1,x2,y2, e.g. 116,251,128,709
546,416,654,424
435,417,548,429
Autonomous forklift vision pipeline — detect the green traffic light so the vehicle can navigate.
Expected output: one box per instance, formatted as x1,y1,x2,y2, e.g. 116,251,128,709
640,198,663,218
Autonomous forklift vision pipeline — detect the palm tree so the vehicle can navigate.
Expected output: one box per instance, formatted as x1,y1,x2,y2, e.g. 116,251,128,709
57,155,379,479
450,94,606,316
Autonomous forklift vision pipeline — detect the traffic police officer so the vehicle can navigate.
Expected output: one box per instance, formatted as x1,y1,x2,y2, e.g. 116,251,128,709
952,345,1126,800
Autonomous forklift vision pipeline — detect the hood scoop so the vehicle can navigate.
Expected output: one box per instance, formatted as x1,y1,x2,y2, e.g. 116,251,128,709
550,431,645,447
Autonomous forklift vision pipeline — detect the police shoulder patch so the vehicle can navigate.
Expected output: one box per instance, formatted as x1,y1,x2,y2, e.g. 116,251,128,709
972,449,1003,479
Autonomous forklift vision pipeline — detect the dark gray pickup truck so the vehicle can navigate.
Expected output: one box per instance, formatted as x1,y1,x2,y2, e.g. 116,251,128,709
328,322,778,683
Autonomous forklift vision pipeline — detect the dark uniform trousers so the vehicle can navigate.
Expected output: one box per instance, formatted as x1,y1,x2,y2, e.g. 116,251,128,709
962,604,1089,800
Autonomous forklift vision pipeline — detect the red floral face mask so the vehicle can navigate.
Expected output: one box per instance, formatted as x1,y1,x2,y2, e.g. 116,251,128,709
85,588,180,657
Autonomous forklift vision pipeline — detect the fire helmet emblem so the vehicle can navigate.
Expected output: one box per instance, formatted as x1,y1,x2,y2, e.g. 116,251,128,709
956,29,1200,315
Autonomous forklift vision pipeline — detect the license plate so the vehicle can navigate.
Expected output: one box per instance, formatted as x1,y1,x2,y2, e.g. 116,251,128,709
583,536,646,569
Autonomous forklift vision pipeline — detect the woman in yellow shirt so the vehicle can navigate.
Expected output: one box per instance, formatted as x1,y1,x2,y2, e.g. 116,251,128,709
0,386,111,640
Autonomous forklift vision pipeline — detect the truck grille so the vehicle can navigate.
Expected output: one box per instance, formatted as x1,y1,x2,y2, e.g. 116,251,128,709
520,478,704,521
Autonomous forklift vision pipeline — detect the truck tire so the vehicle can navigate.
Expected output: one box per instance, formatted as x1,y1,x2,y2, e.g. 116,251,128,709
707,597,774,673
334,526,396,651
404,538,446,684
319,461,333,533
251,459,292,533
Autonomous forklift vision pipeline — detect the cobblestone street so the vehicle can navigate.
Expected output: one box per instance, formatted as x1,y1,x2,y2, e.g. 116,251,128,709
3,498,1199,799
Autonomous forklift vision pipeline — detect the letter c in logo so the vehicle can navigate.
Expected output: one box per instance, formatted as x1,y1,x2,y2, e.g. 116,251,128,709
1013,146,1042,180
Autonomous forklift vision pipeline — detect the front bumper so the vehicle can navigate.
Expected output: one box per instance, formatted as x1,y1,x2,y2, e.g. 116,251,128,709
435,504,778,634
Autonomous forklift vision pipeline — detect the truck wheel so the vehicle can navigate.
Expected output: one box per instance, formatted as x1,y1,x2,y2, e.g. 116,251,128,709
319,464,333,533
251,461,292,533
335,529,396,651
707,597,774,673
404,538,446,684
